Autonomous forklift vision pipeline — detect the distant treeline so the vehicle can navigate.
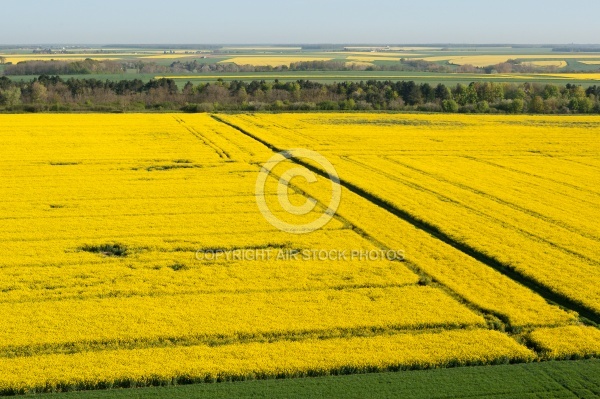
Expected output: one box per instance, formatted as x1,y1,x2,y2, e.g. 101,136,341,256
103,44,222,50
3,59,125,75
0,75,599,114
553,46,600,53
3,59,447,75
3,58,584,77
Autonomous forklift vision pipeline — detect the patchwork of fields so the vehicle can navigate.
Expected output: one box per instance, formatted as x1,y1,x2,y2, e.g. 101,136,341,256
0,113,599,394
4,46,600,87
4,47,600,69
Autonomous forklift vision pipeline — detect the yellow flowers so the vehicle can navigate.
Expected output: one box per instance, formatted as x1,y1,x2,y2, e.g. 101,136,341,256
541,73,600,81
219,57,334,67
0,52,192,64
0,113,598,392
218,113,599,325
347,56,402,62
528,326,600,359
0,329,534,394
0,287,485,354
419,54,600,67
0,54,125,63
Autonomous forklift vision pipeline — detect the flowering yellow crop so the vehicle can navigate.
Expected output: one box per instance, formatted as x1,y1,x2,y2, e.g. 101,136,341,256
254,164,575,328
0,329,534,395
541,73,600,81
3,56,120,63
0,286,486,354
419,54,600,67
219,113,599,325
220,57,333,67
347,56,402,62
0,113,597,392
527,326,600,359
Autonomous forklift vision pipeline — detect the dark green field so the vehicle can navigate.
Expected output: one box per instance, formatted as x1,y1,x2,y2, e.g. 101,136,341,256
42,360,600,399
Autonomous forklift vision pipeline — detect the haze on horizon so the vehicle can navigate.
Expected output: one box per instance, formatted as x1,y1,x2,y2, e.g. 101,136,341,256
3,0,599,45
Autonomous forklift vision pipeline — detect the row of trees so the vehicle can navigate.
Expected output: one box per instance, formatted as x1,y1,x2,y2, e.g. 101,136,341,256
3,59,125,75
6,58,591,77
4,59,446,75
1,75,599,114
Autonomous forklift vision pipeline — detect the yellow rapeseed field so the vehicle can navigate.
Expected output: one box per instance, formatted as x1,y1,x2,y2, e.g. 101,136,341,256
0,113,598,392
219,56,333,66
0,330,534,395
0,53,156,63
541,73,600,81
3,56,121,63
419,54,600,67
346,56,402,62
220,113,600,321
528,326,600,359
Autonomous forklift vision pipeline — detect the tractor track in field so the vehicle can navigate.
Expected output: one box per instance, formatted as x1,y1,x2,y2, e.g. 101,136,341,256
211,115,600,326
461,155,600,198
173,116,231,159
381,155,600,244
345,154,600,266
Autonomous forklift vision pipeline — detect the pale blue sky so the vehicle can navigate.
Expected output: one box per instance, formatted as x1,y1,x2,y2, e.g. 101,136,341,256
2,0,599,44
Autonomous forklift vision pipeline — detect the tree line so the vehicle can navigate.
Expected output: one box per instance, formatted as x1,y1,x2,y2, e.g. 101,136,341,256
4,58,588,77
2,59,444,75
0,75,599,114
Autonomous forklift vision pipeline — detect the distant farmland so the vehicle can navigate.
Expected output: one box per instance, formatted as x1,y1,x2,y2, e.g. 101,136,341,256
2,45,600,86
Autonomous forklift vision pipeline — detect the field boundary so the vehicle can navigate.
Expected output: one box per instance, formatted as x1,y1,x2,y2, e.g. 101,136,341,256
38,359,600,399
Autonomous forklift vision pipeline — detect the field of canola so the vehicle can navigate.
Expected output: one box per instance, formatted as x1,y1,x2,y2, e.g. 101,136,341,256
0,113,599,394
